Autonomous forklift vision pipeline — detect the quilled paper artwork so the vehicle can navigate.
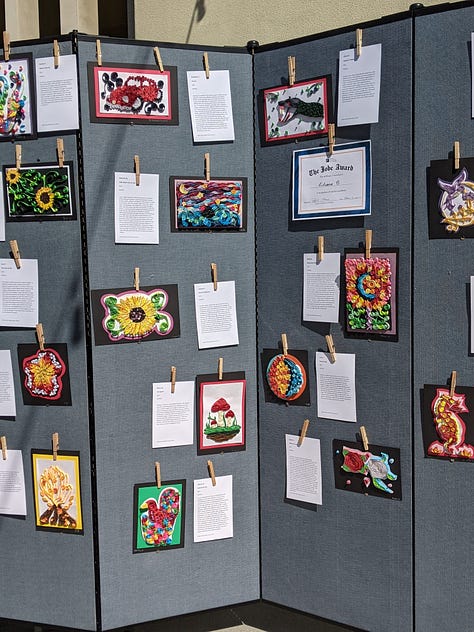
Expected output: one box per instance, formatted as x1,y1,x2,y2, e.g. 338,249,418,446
204,397,241,443
4,163,75,221
266,353,307,401
22,348,65,400
437,168,474,233
428,388,474,460
0,56,35,139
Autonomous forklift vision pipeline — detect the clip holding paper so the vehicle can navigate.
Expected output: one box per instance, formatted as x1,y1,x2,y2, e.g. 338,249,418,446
360,426,369,451
153,46,164,72
365,229,372,259
15,144,22,170
328,123,335,156
36,323,45,351
134,155,140,186
53,39,60,68
52,432,59,461
210,262,218,291
454,141,460,171
207,459,216,486
155,462,161,488
9,240,21,269
170,366,176,394
3,32,10,62
204,152,210,181
318,235,324,262
1,436,7,460
218,357,224,380
203,52,210,79
356,28,363,57
134,267,140,291
298,419,310,447
288,55,296,86
450,370,457,397
281,333,288,356
325,334,336,363
56,138,64,167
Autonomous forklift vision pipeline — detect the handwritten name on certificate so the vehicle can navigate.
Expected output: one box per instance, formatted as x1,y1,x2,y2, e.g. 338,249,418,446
292,141,371,220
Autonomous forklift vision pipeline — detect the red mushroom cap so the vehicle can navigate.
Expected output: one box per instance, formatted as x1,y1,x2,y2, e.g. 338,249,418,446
225,410,235,418
211,397,230,413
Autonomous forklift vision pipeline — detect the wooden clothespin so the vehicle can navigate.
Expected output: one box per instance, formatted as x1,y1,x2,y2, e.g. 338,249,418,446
153,46,164,72
134,267,140,291
96,39,102,66
365,229,372,259
454,141,460,171
204,152,210,181
170,366,176,394
52,432,59,461
288,55,296,86
155,461,161,488
9,240,21,269
15,145,22,170
281,333,288,356
318,235,324,262
356,29,363,58
360,426,369,451
134,155,140,186
328,123,335,156
56,138,64,168
298,419,310,447
207,459,216,486
325,334,336,363
53,39,60,68
36,323,45,351
211,262,218,291
0,436,7,460
450,370,457,397
218,357,223,380
3,32,10,62
203,52,210,79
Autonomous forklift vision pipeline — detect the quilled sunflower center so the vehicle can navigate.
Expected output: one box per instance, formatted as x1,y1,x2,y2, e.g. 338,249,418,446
39,190,52,203
129,306,146,322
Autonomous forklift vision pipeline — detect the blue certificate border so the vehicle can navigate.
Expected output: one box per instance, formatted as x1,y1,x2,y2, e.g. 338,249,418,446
292,140,371,220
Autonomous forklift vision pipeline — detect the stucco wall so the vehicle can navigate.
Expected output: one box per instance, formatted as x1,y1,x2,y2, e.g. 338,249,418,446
134,0,446,46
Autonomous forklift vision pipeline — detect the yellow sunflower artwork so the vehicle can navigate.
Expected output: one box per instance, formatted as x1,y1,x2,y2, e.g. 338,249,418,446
101,289,174,341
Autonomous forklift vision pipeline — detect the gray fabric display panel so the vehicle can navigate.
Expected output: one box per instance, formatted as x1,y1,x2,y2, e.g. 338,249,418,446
254,19,413,632
0,41,97,631
414,6,474,631
76,37,259,630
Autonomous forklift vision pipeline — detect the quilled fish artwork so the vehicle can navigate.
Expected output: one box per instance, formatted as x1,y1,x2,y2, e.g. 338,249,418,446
171,177,247,231
422,385,474,461
333,439,402,499
133,481,185,552
31,451,83,533
344,251,398,338
0,56,35,140
262,76,330,143
262,348,310,406
91,285,180,346
90,63,178,124
429,159,474,238
4,163,75,221
18,343,71,406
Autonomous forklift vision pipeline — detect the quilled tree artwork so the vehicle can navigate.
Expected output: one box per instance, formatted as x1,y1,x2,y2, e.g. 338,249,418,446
18,343,71,406
133,481,185,552
422,385,474,461
429,159,474,238
0,55,35,140
31,451,83,533
4,163,75,220
344,250,398,338
333,439,402,499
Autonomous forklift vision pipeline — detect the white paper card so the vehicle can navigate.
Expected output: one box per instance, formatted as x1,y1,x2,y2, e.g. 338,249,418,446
114,172,159,244
0,173,5,241
194,474,233,542
35,54,79,132
316,351,357,422
337,44,382,126
152,380,194,448
303,253,340,322
187,70,235,142
0,450,26,515
194,280,239,349
0,350,16,417
0,259,38,328
285,434,322,505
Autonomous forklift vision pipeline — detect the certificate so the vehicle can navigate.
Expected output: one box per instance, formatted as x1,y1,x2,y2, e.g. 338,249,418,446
292,140,371,220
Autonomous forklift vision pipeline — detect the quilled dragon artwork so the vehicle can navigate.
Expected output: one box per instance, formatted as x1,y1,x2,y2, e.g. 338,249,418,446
0,59,31,138
427,388,474,460
437,168,474,233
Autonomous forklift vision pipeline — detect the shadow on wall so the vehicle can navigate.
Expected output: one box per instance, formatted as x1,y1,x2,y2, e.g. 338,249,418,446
186,0,206,43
